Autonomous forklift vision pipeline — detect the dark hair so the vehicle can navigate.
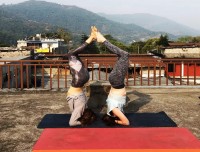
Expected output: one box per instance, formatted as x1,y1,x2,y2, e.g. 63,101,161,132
102,114,119,126
77,108,96,126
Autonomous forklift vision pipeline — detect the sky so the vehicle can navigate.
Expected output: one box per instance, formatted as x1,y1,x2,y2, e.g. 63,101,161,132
1,0,200,30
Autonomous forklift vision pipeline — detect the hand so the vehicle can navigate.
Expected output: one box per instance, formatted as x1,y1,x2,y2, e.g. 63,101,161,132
85,26,97,44
90,26,97,40
96,31,106,43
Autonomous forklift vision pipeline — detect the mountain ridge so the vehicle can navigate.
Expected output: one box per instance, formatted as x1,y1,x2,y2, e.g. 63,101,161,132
0,0,177,45
98,13,200,36
0,7,59,45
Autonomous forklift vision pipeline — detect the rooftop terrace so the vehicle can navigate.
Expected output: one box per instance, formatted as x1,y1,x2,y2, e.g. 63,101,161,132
0,87,200,152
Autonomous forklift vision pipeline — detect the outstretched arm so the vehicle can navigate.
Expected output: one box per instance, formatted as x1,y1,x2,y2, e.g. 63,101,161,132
64,26,97,56
96,30,128,57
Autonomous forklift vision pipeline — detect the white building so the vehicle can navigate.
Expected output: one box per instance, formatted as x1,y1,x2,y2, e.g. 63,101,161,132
164,42,200,58
17,34,66,53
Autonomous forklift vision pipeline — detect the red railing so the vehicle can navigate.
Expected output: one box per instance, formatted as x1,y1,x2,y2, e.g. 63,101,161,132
0,56,200,90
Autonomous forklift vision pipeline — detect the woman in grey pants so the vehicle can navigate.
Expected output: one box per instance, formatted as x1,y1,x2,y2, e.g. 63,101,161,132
66,27,96,126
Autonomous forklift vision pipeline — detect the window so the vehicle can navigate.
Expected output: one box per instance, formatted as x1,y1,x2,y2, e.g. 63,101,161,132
168,64,175,72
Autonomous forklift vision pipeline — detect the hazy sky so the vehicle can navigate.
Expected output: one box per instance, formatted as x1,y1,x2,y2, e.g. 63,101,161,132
1,0,200,30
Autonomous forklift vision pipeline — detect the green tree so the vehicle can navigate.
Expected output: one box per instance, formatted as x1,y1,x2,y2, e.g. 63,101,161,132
141,38,159,53
40,28,71,43
157,34,169,47
129,41,145,54
98,35,129,54
57,29,70,41
81,33,88,43
191,37,200,43
177,36,193,43
177,36,200,43
80,33,99,54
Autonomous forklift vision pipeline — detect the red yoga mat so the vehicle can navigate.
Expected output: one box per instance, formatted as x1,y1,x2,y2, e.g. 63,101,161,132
33,128,200,152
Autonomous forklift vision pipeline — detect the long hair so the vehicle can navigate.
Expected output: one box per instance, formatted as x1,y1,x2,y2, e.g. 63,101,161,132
77,108,96,126
102,113,119,126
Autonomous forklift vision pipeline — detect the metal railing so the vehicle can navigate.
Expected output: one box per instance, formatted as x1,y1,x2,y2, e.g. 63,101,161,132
0,56,200,90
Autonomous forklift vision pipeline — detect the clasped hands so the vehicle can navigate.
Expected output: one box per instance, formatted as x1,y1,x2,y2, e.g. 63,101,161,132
86,26,106,44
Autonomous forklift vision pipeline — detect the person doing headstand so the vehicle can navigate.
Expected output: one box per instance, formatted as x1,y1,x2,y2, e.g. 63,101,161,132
66,27,96,126
95,27,130,126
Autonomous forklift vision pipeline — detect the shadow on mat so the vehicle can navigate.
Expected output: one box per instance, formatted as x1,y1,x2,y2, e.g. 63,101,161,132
37,111,177,128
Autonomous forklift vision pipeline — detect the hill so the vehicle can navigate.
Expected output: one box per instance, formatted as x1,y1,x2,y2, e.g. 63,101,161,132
99,13,200,36
0,5,61,46
0,0,170,45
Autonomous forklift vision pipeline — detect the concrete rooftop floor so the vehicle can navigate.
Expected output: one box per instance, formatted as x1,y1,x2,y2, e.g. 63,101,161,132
0,87,200,152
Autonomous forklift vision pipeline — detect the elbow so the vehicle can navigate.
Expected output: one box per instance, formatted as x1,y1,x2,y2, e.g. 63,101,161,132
69,122,75,126
69,120,80,126
117,119,130,126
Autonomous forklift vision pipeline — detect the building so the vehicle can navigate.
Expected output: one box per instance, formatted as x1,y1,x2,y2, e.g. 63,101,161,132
166,58,200,78
17,34,67,53
164,42,200,58
163,42,200,84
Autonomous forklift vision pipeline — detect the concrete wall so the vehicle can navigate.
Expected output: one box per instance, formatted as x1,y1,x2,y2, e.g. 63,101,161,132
0,51,30,58
164,47,200,58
